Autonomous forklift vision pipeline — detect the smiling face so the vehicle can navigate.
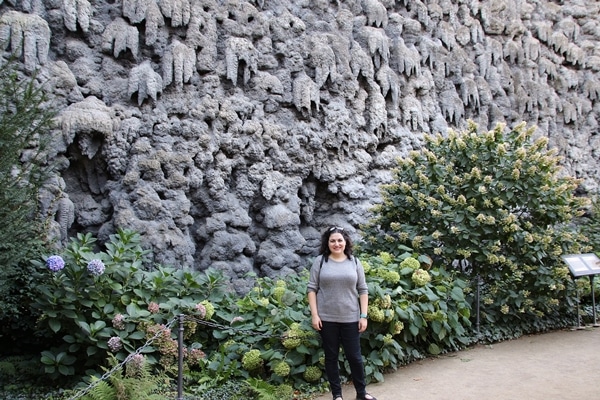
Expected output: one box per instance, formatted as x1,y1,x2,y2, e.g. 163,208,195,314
328,232,347,258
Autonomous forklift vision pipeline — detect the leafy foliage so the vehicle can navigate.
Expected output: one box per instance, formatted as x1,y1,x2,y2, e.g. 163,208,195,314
360,252,472,376
579,195,600,255
0,57,58,353
30,229,223,378
361,121,589,336
24,121,597,393
0,57,57,265
27,228,473,395
79,356,164,400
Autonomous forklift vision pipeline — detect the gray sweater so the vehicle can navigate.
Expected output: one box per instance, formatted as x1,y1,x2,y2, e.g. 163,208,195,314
307,255,369,323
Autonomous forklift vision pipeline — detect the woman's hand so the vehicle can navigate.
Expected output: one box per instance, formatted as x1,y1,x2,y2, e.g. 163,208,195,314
312,315,322,331
358,317,368,333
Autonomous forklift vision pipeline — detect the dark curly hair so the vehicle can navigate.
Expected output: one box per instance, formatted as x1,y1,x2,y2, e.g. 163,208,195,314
319,226,354,261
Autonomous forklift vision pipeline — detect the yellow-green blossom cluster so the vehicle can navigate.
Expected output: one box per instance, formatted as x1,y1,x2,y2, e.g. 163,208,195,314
400,257,420,270
392,321,404,335
378,252,393,265
282,323,309,349
273,286,286,303
275,280,286,287
303,365,322,382
374,294,392,309
362,260,372,273
242,349,263,371
423,310,446,322
412,269,431,286
273,360,291,377
375,268,400,284
382,333,394,345
367,305,385,322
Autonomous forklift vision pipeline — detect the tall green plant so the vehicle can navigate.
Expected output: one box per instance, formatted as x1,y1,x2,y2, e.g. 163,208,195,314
361,121,590,328
0,57,58,352
0,57,57,266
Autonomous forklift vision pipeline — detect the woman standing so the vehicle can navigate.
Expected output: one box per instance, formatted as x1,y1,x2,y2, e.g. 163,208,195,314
307,227,377,400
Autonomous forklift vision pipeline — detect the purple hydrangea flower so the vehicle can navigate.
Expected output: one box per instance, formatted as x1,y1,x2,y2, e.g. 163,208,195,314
107,336,122,352
87,259,105,276
112,314,125,330
46,255,65,272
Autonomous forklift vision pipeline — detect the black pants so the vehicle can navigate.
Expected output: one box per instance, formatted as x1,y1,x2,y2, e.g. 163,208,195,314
320,321,367,398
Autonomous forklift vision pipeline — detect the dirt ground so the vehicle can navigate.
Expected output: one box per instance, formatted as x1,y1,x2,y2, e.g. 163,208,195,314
313,327,600,400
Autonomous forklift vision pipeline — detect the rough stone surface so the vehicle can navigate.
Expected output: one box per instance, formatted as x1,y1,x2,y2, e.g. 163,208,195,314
2,0,599,291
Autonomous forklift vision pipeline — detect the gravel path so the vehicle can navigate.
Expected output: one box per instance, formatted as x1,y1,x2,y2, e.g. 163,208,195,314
313,327,600,400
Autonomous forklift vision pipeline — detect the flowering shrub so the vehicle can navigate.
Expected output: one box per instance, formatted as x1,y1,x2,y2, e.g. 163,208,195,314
30,229,223,378
361,121,589,338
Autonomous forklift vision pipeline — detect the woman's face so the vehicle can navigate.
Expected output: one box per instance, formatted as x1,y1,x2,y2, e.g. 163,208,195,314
328,232,346,257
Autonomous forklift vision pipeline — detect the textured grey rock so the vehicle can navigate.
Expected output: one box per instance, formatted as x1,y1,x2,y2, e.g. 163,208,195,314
2,0,599,293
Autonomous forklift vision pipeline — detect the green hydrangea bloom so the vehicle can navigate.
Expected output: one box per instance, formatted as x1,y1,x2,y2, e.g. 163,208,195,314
282,328,303,349
368,305,385,322
375,268,400,284
383,333,394,345
362,260,372,273
412,269,431,286
392,321,404,335
258,297,270,307
242,349,263,371
400,257,420,270
383,294,392,308
379,252,393,265
303,365,322,382
275,280,287,288
274,384,294,398
383,270,400,284
273,286,286,302
273,361,291,377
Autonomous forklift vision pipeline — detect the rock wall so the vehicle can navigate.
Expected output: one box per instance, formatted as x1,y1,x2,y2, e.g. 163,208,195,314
1,0,599,292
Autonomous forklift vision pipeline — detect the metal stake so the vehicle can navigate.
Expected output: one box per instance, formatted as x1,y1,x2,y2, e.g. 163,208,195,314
590,276,599,327
177,314,184,400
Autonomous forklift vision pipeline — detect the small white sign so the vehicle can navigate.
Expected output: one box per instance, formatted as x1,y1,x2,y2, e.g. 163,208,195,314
562,253,600,277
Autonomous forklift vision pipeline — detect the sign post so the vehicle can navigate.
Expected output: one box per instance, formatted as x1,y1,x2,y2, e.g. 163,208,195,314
562,253,600,328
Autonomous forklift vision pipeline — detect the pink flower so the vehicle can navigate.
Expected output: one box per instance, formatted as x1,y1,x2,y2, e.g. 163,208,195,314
187,348,206,365
112,314,125,330
148,302,160,313
126,354,145,376
195,303,206,319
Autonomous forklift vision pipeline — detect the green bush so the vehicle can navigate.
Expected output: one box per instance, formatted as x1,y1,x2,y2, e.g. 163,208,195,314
360,252,472,376
29,225,472,395
580,195,600,255
361,121,589,337
0,57,58,354
189,251,472,388
30,229,223,379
